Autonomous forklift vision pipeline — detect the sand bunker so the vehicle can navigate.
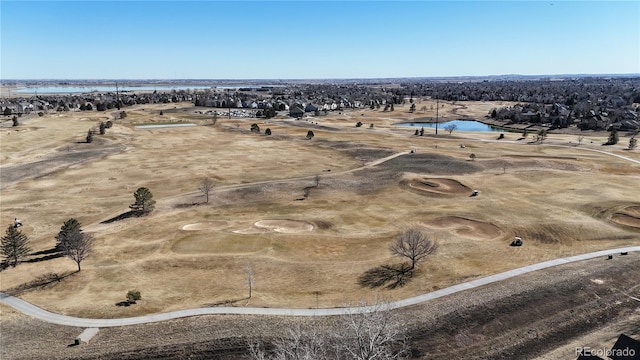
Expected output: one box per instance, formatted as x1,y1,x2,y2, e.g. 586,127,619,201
253,219,314,233
622,206,640,217
181,221,229,231
421,216,504,240
610,205,640,229
402,177,471,196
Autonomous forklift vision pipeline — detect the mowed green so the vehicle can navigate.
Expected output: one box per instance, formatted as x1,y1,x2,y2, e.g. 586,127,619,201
1,101,639,318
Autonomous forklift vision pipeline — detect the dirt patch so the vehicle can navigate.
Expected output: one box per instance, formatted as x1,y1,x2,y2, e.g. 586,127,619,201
421,216,504,240
181,221,229,231
351,153,483,192
253,219,314,233
372,153,483,175
401,177,472,196
314,140,396,163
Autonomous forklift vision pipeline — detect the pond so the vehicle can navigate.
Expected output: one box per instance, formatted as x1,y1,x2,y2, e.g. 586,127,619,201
14,85,212,94
398,120,506,132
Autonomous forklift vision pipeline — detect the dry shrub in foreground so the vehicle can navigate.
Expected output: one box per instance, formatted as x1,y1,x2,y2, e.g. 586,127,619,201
249,301,407,360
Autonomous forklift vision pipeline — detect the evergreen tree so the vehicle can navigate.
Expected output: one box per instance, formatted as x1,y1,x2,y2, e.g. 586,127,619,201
130,187,156,215
606,129,619,145
56,218,82,249
1,225,31,267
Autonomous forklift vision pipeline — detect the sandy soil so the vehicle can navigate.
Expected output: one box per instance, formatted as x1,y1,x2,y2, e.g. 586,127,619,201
401,176,472,196
253,220,314,233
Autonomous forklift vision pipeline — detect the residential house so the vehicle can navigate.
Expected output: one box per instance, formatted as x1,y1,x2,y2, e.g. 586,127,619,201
304,103,318,113
289,104,304,118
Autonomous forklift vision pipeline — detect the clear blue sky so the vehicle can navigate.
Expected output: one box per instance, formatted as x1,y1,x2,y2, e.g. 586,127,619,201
1,1,638,79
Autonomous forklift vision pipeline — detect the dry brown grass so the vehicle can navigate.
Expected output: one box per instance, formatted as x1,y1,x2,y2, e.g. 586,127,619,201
1,101,639,318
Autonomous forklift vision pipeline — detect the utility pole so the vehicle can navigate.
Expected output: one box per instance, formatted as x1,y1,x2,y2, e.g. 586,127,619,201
435,96,439,135
115,82,120,110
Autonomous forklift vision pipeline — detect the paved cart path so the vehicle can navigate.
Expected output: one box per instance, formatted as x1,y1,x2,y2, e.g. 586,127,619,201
1,246,638,328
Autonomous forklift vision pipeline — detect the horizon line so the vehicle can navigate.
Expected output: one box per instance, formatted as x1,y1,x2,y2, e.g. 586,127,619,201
3,73,640,82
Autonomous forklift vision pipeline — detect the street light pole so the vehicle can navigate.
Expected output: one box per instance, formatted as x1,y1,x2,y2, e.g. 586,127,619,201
435,96,439,135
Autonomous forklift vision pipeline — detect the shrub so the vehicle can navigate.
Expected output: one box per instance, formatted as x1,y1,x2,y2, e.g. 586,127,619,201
130,187,156,215
605,129,619,145
126,290,142,303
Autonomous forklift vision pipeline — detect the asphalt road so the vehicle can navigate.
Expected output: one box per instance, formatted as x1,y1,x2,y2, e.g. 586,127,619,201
1,246,638,328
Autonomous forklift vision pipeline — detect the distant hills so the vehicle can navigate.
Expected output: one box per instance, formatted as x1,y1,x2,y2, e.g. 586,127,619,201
2,74,639,86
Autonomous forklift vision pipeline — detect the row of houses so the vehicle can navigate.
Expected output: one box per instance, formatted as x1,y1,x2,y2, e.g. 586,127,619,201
492,102,639,131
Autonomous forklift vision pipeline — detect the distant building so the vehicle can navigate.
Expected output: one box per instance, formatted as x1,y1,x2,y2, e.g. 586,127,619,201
289,104,304,118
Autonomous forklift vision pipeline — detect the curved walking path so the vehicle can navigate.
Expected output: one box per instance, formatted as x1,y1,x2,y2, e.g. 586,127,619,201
1,246,638,328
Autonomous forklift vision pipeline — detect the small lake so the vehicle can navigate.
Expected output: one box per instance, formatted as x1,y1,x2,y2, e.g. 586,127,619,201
14,85,213,94
398,120,505,132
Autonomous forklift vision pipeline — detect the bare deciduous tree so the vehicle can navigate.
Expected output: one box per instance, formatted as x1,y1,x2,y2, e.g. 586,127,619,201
250,324,331,360
199,177,214,204
248,300,406,360
338,301,408,360
444,123,457,134
60,231,93,271
390,228,437,270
